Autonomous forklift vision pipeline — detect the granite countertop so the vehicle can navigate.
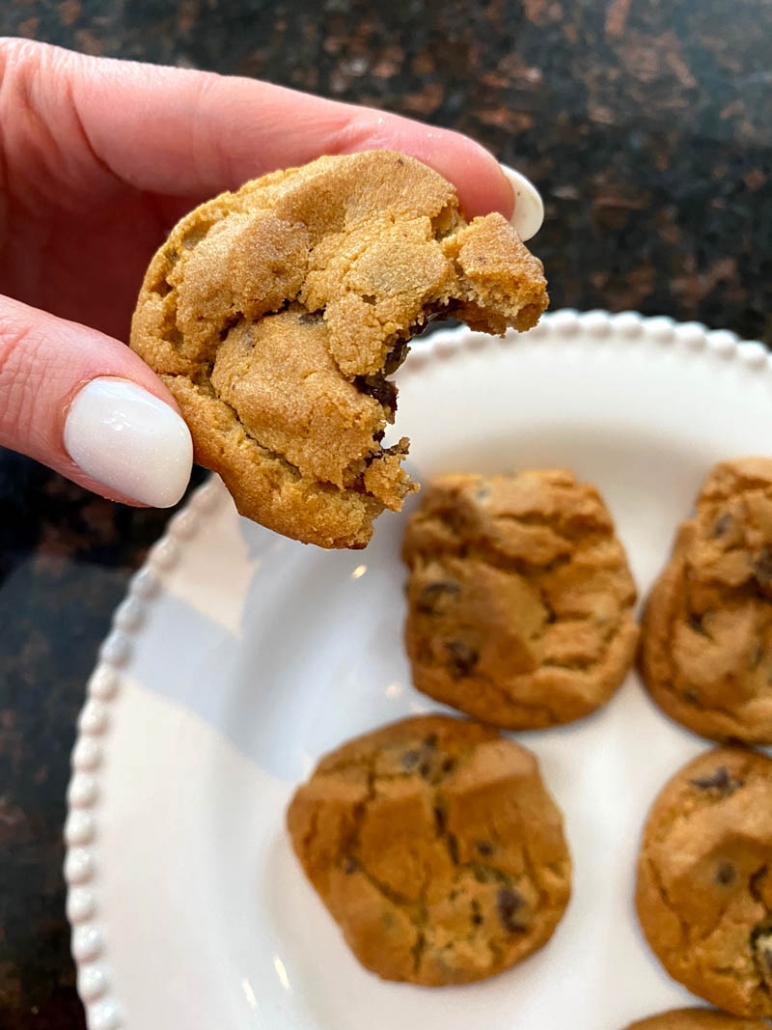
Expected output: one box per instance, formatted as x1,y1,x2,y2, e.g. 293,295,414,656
1,1,771,1026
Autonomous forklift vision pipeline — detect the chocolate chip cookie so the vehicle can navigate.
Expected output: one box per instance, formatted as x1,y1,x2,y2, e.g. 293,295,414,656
636,747,772,1019
286,714,571,985
130,151,548,548
641,458,772,744
402,471,639,729
625,1010,769,1030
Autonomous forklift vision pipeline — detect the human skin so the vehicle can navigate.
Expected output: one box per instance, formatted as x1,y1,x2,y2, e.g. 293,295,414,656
0,38,517,506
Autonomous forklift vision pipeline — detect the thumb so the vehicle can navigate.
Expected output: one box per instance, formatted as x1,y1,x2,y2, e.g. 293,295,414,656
0,294,193,506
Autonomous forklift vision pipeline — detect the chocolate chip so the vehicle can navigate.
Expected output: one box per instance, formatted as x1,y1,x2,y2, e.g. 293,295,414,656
716,861,736,885
752,546,772,590
447,834,460,864
471,900,483,927
690,766,743,795
712,513,733,538
416,580,460,616
441,757,457,775
445,640,479,679
687,612,704,633
401,749,421,771
418,761,432,778
496,888,526,934
355,375,397,410
343,857,358,874
433,806,446,834
682,687,701,705
423,734,438,748
383,341,409,375
476,840,494,857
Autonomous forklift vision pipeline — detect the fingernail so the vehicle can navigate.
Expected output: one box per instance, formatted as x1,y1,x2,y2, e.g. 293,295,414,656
500,164,545,242
64,378,193,507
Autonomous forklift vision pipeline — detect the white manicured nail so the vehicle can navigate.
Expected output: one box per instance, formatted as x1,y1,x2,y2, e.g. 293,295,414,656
64,378,193,507
500,164,545,241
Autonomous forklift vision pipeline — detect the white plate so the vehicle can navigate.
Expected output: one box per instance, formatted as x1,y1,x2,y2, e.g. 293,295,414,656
66,311,772,1030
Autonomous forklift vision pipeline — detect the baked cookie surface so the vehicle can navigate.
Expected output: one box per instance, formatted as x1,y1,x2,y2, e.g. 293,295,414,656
641,458,772,743
636,747,772,1018
131,150,548,548
625,1009,769,1030
402,471,639,728
286,714,571,985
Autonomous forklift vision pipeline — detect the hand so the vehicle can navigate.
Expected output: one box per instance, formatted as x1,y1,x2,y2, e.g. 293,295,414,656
0,37,533,508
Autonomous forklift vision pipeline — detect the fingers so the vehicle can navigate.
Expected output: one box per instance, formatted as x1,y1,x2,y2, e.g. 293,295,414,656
1,38,515,222
0,294,192,506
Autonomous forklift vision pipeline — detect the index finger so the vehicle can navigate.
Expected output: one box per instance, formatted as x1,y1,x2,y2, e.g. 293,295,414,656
20,40,517,221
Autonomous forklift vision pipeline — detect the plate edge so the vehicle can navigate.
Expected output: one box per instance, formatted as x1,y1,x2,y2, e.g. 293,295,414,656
64,310,770,1030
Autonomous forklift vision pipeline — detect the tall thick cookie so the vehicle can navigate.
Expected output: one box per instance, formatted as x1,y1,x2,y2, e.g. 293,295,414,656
625,1010,769,1030
131,151,548,548
287,715,571,985
636,748,772,1019
641,459,772,743
402,471,639,729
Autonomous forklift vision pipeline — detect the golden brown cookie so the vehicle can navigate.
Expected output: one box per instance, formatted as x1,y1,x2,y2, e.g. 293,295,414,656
625,1009,769,1030
402,471,639,729
286,714,571,985
636,747,772,1019
641,458,772,744
130,151,548,549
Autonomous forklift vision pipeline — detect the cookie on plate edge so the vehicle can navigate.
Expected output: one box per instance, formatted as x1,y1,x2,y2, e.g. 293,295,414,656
641,458,772,744
636,747,772,1019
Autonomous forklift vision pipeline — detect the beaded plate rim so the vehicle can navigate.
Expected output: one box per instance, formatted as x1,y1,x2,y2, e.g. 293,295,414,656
65,309,770,1030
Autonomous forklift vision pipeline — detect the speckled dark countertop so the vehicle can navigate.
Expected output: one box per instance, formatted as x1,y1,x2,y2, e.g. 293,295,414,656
1,1,771,1026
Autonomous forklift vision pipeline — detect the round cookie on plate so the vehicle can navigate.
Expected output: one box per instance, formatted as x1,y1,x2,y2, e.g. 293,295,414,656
636,747,772,1019
624,1009,769,1030
130,150,548,549
286,714,571,986
402,470,639,729
641,458,772,744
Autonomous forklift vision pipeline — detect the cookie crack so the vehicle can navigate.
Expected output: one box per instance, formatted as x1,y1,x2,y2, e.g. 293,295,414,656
645,853,690,946
444,543,629,662
341,755,429,960
464,668,561,721
491,512,610,550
